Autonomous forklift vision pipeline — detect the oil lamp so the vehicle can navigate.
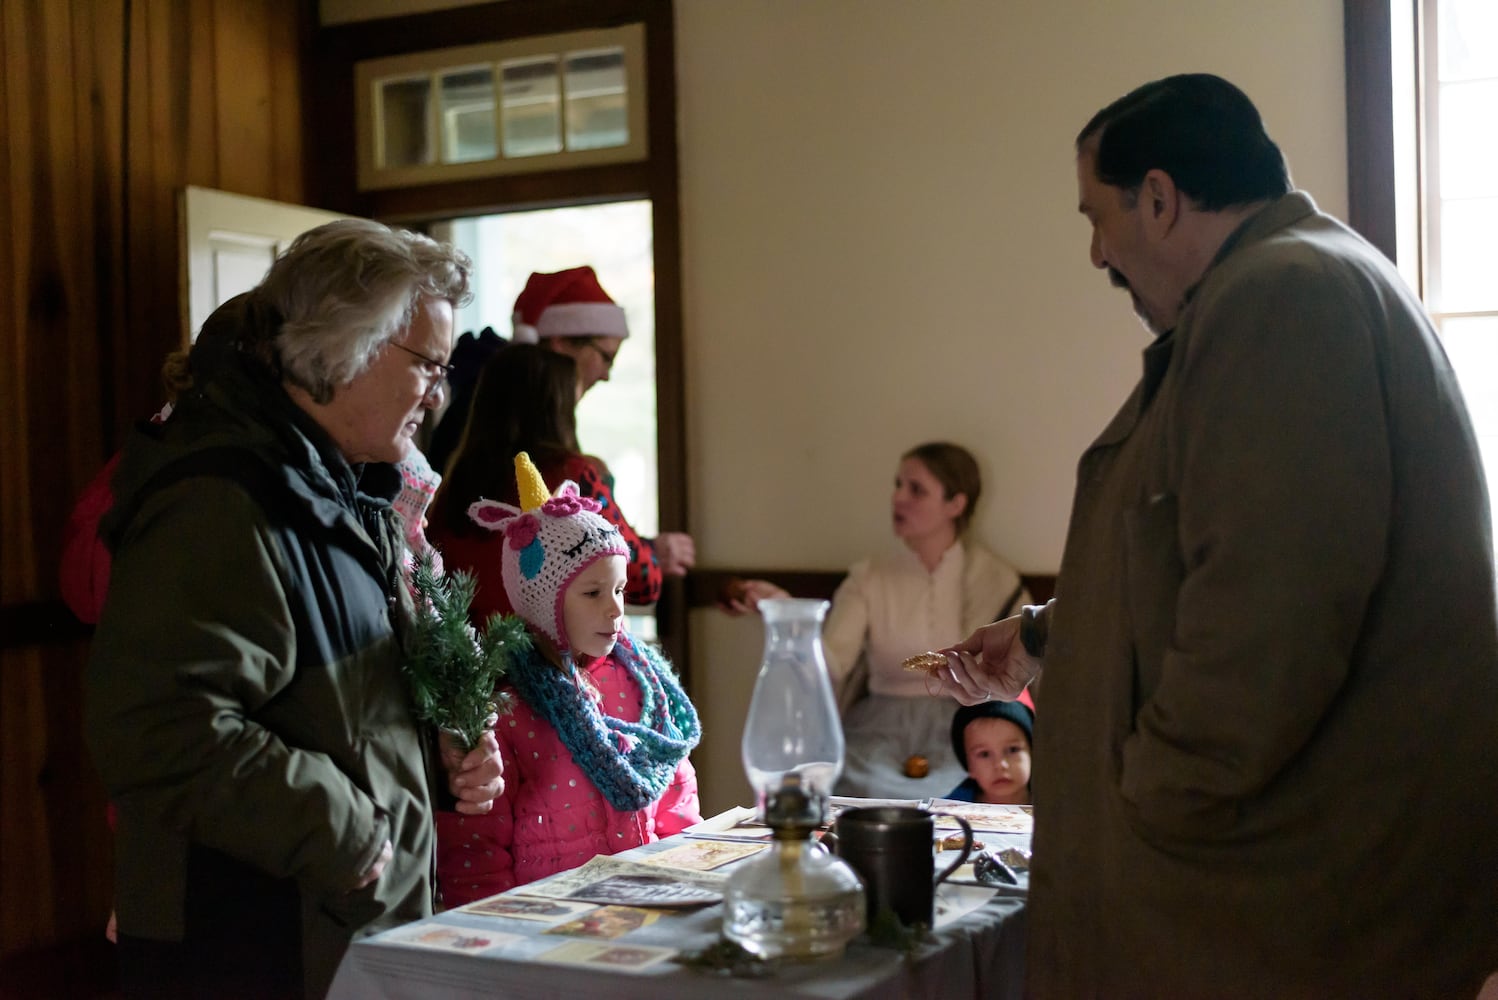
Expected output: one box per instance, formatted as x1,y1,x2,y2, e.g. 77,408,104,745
722,599,865,959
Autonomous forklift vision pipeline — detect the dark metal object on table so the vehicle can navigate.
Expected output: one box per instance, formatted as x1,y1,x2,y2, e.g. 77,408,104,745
973,850,1020,886
833,806,973,927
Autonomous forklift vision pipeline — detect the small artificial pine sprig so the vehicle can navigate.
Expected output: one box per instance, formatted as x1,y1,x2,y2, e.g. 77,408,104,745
404,554,530,750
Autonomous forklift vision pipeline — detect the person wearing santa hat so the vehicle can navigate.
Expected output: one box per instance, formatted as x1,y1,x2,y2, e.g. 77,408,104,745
511,264,629,398
506,265,694,577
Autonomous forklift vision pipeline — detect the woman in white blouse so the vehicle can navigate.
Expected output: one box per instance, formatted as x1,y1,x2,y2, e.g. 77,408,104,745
729,442,1029,799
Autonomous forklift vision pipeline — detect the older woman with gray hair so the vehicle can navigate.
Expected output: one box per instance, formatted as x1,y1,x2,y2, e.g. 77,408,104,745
85,219,503,1000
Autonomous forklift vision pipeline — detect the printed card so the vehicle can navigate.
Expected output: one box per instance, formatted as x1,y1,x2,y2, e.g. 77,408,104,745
563,873,721,908
382,923,519,953
459,895,599,922
536,940,677,971
929,801,1034,834
637,840,768,872
542,905,661,940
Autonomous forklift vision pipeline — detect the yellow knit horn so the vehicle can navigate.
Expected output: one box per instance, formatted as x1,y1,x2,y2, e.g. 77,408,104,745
514,452,550,512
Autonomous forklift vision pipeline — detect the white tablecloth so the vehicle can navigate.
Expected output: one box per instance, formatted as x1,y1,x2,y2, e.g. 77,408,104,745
328,806,1028,1000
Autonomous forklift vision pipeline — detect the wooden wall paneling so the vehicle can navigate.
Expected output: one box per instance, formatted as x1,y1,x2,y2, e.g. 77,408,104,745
214,0,275,198
1,0,28,601
267,0,310,205
1,0,122,959
120,0,180,431
78,0,129,475
2,0,309,966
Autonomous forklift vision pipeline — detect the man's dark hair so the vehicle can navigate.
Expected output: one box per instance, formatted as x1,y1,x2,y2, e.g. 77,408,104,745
1076,73,1291,211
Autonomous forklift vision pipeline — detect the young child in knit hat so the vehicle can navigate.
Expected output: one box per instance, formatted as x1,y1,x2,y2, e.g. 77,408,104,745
392,447,444,579
945,693,1034,805
435,453,703,906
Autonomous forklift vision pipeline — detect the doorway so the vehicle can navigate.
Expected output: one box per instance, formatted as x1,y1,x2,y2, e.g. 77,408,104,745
431,200,662,636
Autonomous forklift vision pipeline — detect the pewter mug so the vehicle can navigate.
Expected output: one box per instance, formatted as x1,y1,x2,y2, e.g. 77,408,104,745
832,806,973,927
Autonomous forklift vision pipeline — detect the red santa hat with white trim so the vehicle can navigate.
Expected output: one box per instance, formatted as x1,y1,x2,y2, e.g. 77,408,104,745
510,265,630,344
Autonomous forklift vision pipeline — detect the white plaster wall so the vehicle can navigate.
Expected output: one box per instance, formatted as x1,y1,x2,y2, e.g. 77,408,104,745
678,0,1348,814
314,0,1352,816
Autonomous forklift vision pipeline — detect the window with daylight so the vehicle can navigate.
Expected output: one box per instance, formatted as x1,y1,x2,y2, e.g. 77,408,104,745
354,25,646,191
1417,0,1498,534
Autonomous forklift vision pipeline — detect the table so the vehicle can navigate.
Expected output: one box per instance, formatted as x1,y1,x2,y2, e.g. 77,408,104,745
327,800,1029,1000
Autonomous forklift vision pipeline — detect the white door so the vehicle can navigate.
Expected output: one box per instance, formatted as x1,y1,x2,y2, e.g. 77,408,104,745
180,186,348,340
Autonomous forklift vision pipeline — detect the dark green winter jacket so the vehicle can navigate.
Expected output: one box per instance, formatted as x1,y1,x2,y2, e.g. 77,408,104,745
86,354,438,999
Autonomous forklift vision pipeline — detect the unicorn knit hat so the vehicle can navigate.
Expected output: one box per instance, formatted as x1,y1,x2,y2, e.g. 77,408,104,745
468,452,628,649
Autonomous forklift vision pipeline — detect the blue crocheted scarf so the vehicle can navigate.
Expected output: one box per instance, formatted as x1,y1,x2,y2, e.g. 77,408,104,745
507,633,701,812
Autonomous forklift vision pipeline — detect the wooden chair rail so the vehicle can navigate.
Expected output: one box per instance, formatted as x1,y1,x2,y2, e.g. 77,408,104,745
685,568,1056,611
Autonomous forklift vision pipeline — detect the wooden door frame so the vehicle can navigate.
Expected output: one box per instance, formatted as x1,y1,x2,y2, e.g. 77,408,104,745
1343,0,1407,263
304,0,693,678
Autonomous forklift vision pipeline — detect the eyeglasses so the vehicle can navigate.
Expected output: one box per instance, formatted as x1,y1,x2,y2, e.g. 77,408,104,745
391,342,455,399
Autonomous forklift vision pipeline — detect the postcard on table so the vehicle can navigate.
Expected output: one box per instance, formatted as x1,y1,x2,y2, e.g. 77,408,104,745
542,905,662,940
380,922,521,954
536,940,677,972
562,873,721,908
638,840,768,872
459,895,598,922
523,855,728,902
928,800,1034,834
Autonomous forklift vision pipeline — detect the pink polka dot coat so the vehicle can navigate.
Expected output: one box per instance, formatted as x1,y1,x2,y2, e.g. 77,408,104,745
435,652,702,907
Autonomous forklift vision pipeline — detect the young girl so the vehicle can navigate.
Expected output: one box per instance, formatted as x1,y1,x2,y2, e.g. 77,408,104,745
436,453,702,906
429,344,693,623
944,695,1034,805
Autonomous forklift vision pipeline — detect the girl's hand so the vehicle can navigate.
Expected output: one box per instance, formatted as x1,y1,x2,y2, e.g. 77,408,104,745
441,729,504,815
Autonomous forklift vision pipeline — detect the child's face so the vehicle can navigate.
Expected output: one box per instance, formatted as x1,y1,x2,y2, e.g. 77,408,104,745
963,717,1032,805
563,555,627,658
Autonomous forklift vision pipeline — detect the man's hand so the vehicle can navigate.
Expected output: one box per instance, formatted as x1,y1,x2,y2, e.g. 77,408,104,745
934,615,1043,705
440,728,504,815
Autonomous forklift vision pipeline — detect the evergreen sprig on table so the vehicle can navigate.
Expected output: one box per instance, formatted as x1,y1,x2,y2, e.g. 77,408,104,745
404,555,530,750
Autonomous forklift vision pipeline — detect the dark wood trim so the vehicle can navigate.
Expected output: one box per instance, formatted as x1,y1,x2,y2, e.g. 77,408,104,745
685,569,1058,612
1344,0,1399,261
358,164,654,224
0,600,92,650
320,0,652,59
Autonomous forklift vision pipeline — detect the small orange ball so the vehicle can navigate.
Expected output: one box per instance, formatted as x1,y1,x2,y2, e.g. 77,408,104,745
903,754,930,779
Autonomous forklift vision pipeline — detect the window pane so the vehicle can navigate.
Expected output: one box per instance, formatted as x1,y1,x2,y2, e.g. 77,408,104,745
445,201,658,536
1439,0,1498,82
440,67,496,164
1438,80,1498,199
378,76,433,168
1438,317,1498,540
565,47,628,151
1438,196,1498,313
1441,316,1498,429
501,57,562,158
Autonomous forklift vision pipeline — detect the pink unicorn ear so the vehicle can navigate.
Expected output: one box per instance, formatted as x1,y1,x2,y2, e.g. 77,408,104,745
540,480,601,517
468,498,522,532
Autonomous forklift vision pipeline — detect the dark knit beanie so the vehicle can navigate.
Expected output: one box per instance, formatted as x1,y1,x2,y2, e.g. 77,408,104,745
950,699,1035,770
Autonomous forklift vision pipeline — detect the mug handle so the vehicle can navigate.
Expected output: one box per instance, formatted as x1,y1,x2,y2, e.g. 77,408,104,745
930,813,974,887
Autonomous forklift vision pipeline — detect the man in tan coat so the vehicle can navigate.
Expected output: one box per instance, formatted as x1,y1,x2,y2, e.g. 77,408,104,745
939,74,1498,998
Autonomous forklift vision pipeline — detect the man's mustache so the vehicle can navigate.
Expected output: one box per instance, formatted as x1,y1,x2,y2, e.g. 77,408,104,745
1108,267,1130,290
